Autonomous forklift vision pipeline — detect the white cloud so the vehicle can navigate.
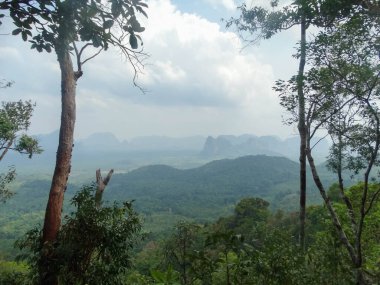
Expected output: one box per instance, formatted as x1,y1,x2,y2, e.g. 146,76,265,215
0,0,295,140
153,60,187,82
205,0,236,10
82,0,276,108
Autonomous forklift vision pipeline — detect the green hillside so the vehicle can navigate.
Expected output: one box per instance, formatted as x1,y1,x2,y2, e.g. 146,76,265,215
0,155,331,259
104,155,324,221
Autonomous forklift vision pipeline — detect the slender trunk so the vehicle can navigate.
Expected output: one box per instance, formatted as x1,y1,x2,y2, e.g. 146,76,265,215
40,49,76,285
355,268,368,285
306,148,358,266
0,140,13,161
354,101,380,285
297,14,307,251
336,131,358,234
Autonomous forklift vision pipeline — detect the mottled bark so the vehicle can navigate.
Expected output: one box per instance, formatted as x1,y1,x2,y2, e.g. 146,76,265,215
40,50,76,285
42,50,76,243
297,15,307,251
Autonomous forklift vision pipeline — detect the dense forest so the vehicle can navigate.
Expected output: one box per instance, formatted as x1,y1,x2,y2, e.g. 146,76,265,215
0,0,380,285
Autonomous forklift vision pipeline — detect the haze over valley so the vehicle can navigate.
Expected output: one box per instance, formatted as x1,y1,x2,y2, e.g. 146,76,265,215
2,130,331,176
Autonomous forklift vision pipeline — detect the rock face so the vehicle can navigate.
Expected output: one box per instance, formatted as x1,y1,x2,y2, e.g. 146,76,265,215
201,136,233,157
200,134,330,162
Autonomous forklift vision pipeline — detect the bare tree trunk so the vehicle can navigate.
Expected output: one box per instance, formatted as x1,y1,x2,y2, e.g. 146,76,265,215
297,15,307,251
95,169,114,208
40,50,76,285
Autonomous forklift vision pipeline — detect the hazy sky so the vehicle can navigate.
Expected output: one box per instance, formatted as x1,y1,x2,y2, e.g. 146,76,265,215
0,0,300,140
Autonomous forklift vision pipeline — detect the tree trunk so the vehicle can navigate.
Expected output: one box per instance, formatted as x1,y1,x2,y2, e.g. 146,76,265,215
95,169,114,208
297,14,307,251
355,267,368,285
40,49,76,285
306,148,358,268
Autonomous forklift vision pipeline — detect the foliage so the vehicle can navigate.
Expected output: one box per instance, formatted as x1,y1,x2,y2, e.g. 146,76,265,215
0,0,147,49
163,222,204,285
0,260,30,285
107,155,325,219
151,199,306,285
0,100,42,160
151,266,181,285
0,100,42,203
16,185,142,284
0,167,16,203
273,1,380,283
2,184,380,284
1,1,148,281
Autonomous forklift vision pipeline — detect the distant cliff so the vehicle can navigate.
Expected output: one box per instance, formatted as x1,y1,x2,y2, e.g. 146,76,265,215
200,134,329,162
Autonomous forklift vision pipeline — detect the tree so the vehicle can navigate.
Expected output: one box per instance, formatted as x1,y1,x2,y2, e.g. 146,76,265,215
227,0,378,250
0,100,41,161
227,0,314,250
0,1,147,283
164,222,202,285
277,10,380,284
0,100,41,202
17,184,142,284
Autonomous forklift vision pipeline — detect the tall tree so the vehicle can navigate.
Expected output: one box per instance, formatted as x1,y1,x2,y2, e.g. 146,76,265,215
227,0,375,250
277,11,380,284
227,0,312,250
0,1,147,283
307,16,379,285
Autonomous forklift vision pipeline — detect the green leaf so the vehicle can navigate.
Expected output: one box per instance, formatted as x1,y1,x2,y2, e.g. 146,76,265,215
129,33,138,49
44,45,52,53
13,20,23,28
134,26,145,33
12,28,22,36
103,20,114,29
111,1,122,18
92,35,102,48
136,6,148,18
138,2,148,8
21,31,28,41
130,16,145,33
40,13,50,21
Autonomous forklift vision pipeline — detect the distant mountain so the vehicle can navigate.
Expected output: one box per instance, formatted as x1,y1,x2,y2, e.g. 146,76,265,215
77,132,123,151
1,131,207,174
127,136,205,151
200,135,330,162
1,131,330,176
76,133,205,152
104,155,326,221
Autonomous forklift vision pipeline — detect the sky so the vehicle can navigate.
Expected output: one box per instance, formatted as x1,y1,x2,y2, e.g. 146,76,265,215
0,0,301,141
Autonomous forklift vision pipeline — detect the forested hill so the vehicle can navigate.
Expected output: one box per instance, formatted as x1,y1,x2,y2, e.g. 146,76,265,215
0,155,329,258
104,155,324,221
